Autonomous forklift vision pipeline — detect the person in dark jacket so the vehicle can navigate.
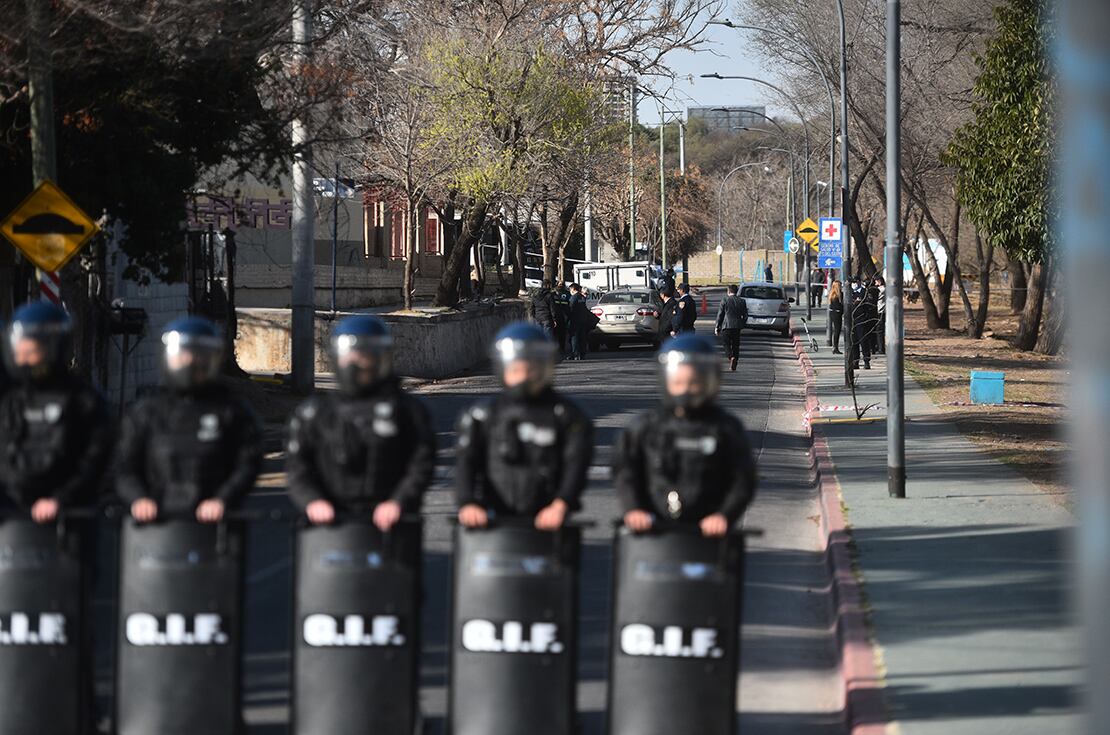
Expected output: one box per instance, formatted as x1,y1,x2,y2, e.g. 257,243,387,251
554,283,571,354
286,316,436,529
567,283,592,360
848,279,874,370
456,322,592,530
531,280,557,338
659,286,681,337
715,284,748,372
811,268,825,307
764,263,774,282
615,334,757,536
676,283,698,333
117,317,263,523
0,302,112,521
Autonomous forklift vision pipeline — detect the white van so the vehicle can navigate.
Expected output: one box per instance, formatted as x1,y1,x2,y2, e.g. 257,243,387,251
572,261,654,294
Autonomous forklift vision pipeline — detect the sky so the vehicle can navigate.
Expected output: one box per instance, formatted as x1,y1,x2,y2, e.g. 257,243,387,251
636,19,785,126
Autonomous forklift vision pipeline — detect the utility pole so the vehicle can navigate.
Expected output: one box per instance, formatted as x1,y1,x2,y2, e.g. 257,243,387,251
1060,3,1110,732
330,161,339,315
837,0,854,387
659,119,668,271
886,0,905,499
290,0,315,394
629,82,637,261
26,0,55,186
678,119,688,287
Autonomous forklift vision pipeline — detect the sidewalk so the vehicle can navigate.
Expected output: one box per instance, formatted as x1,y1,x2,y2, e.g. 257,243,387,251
797,309,1081,735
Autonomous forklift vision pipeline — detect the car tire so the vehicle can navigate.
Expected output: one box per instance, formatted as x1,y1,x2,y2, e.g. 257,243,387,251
605,339,620,351
588,338,600,352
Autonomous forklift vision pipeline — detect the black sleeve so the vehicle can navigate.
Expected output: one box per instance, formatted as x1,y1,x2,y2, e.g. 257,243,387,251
669,303,683,333
115,402,151,504
555,400,593,509
613,416,650,513
718,416,758,522
455,403,489,508
391,396,437,510
213,400,264,506
715,300,726,331
285,400,328,509
54,388,114,506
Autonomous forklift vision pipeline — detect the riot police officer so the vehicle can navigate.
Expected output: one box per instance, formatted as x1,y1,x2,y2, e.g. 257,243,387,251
0,302,112,520
286,315,436,528
456,322,592,530
614,334,757,536
116,317,263,522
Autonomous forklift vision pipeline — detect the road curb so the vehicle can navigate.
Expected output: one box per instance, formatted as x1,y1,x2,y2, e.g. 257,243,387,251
791,331,889,735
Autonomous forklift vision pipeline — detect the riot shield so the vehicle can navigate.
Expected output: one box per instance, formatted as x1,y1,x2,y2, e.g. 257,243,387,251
115,519,244,735
0,517,85,735
448,523,580,735
607,528,745,735
292,517,422,735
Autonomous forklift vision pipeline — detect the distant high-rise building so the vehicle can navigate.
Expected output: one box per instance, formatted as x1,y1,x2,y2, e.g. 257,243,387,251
688,106,768,134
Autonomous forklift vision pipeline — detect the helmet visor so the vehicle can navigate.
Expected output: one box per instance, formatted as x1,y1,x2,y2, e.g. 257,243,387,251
659,349,720,408
331,333,394,393
163,329,223,388
5,319,72,381
493,336,557,396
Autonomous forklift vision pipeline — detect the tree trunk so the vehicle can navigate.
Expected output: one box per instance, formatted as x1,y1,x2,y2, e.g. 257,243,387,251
403,198,417,310
921,243,951,329
547,194,578,283
1008,259,1027,313
1015,260,1048,351
1035,287,1064,355
971,231,994,339
434,199,488,306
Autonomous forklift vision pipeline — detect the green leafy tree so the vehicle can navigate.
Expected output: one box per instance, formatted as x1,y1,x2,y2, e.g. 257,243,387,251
944,0,1055,349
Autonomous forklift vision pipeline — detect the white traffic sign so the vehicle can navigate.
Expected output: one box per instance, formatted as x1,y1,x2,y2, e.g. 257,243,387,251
819,217,842,243
818,217,843,269
788,238,801,254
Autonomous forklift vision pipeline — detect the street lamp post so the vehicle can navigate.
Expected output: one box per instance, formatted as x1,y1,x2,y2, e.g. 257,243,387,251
702,74,812,310
886,0,905,499
837,0,854,387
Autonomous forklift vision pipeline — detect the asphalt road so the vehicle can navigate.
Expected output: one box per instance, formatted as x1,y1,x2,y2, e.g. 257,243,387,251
95,293,841,734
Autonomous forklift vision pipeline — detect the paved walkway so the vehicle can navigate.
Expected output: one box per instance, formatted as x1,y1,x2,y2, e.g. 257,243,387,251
800,309,1081,735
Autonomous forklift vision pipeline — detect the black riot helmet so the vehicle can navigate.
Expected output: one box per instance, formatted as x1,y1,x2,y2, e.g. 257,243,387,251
4,301,73,385
161,316,223,391
329,315,394,396
491,321,557,399
657,334,720,411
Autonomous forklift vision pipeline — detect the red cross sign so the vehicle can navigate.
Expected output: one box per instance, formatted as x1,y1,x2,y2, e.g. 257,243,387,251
819,217,842,243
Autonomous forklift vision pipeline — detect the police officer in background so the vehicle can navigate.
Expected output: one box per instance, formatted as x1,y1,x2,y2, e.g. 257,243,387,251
675,283,698,334
614,334,757,537
0,303,113,520
286,316,435,528
116,317,263,523
554,283,571,355
456,322,592,530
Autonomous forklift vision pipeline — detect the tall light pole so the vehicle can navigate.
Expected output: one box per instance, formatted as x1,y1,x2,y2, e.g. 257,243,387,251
290,0,316,394
629,80,637,260
837,0,854,386
717,162,772,254
659,115,668,271
885,0,905,500
702,73,812,306
711,19,837,217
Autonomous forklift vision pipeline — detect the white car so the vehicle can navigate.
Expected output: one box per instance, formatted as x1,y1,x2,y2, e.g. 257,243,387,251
740,282,794,337
588,287,666,349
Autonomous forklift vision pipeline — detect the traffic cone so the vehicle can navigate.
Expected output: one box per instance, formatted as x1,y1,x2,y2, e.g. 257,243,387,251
700,292,709,315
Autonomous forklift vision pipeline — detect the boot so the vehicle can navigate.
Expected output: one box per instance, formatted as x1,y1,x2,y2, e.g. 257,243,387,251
730,357,738,372
863,360,871,370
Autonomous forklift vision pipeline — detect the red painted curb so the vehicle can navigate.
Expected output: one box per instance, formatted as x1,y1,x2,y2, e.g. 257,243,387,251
792,330,888,735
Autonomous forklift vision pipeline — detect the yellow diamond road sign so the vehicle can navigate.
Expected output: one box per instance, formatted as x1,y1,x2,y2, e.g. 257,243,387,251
796,218,820,246
1,180,100,273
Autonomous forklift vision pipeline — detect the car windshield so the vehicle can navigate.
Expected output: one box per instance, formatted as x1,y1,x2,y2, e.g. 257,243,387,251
599,291,650,304
741,286,784,300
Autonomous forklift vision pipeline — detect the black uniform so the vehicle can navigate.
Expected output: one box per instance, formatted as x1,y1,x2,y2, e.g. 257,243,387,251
286,379,436,513
850,284,876,367
554,289,571,352
614,405,756,525
661,297,681,336
0,376,112,510
678,293,698,333
456,391,592,517
116,384,263,515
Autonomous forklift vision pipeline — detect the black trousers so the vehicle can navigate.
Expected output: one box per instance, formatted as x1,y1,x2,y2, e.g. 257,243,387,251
851,319,873,365
811,285,823,307
720,329,741,360
831,311,843,351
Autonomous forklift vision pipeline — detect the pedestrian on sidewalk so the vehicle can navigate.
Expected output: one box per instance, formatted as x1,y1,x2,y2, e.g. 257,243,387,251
715,284,747,372
567,283,592,360
829,280,844,354
286,315,436,530
810,267,825,307
872,275,886,355
676,283,697,334
456,322,592,531
614,334,757,537
849,279,874,370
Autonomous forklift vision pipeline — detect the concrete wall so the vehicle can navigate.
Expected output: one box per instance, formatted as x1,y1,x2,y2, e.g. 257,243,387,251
686,248,808,285
236,301,526,379
236,263,443,310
